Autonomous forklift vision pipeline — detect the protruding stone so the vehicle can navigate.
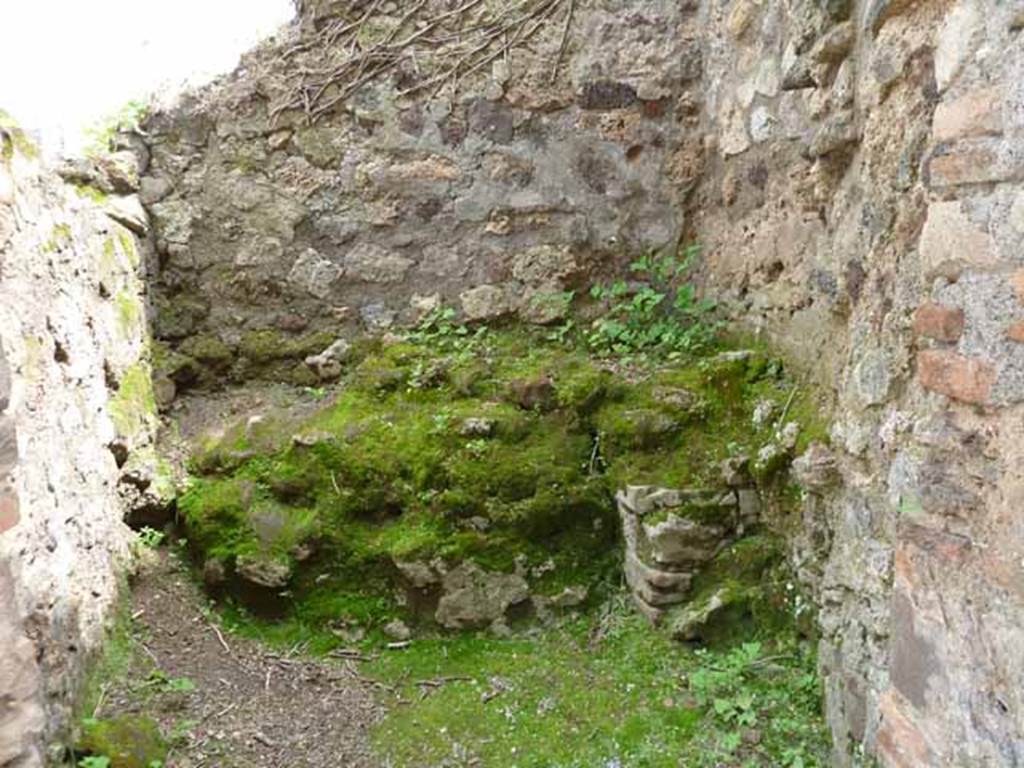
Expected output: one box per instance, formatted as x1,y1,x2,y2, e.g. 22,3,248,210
236,554,291,589
460,284,511,321
104,195,149,236
811,22,855,63
932,88,1003,142
642,515,727,567
435,562,529,630
305,338,350,381
625,552,692,607
792,443,839,491
394,559,441,589
289,248,342,299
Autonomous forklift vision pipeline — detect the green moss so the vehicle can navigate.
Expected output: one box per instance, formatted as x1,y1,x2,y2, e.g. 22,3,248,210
179,334,233,365
668,535,791,647
116,227,141,269
114,291,142,339
368,605,830,767
0,109,39,160
153,293,209,340
78,715,167,768
181,327,827,655
42,223,74,253
109,363,157,439
151,341,198,385
77,596,138,722
72,182,110,205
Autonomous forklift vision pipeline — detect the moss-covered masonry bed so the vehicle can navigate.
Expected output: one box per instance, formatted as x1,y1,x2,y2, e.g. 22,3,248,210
178,326,827,643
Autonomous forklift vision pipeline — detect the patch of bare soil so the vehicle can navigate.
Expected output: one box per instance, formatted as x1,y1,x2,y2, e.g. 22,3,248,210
95,551,382,767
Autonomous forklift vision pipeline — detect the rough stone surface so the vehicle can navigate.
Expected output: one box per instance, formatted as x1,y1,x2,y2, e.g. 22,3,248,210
0,125,157,763
434,562,530,630
618,487,752,622
690,0,1024,763
912,303,965,342
20,0,1021,764
140,0,695,389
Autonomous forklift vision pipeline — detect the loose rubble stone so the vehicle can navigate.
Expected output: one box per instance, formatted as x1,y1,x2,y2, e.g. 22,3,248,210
236,555,291,589
435,563,530,630
305,338,351,381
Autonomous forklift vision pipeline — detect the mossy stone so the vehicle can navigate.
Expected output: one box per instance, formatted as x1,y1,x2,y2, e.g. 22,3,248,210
79,715,167,768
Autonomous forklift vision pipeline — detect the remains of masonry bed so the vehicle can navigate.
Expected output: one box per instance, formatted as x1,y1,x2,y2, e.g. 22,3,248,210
175,322,827,645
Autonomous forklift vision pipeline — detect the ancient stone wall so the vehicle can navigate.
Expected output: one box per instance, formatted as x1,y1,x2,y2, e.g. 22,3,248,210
138,0,1024,764
0,120,157,765
691,0,1024,764
140,0,701,394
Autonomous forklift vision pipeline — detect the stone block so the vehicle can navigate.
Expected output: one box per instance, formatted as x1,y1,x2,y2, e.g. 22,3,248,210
460,284,511,322
642,515,727,566
1007,322,1024,343
875,689,937,768
343,243,413,284
912,302,964,342
288,248,342,299
918,200,995,278
932,88,1003,142
625,556,691,607
934,1,982,92
888,591,940,709
927,141,1023,189
917,349,996,404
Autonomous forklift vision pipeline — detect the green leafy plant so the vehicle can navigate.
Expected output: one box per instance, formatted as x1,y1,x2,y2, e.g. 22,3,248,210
78,757,111,768
136,527,166,550
406,307,468,343
587,243,718,359
143,670,196,694
303,386,328,401
83,99,148,157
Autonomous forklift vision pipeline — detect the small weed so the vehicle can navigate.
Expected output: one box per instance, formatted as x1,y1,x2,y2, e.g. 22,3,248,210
136,527,166,550
303,386,328,401
404,306,487,357
84,99,148,157
588,243,718,360
143,670,197,694
78,757,111,768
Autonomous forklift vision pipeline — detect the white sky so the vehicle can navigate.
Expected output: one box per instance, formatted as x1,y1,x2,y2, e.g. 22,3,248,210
0,0,295,154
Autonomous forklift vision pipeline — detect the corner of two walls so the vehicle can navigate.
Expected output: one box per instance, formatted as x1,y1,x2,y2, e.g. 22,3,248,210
692,0,1024,764
0,123,158,765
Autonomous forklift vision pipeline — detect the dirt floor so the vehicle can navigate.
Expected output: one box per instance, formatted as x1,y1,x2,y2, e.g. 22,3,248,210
90,550,382,768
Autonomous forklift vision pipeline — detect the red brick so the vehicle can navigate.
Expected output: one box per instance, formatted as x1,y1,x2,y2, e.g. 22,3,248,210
1007,321,1024,343
912,303,964,342
917,350,996,404
0,492,18,534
